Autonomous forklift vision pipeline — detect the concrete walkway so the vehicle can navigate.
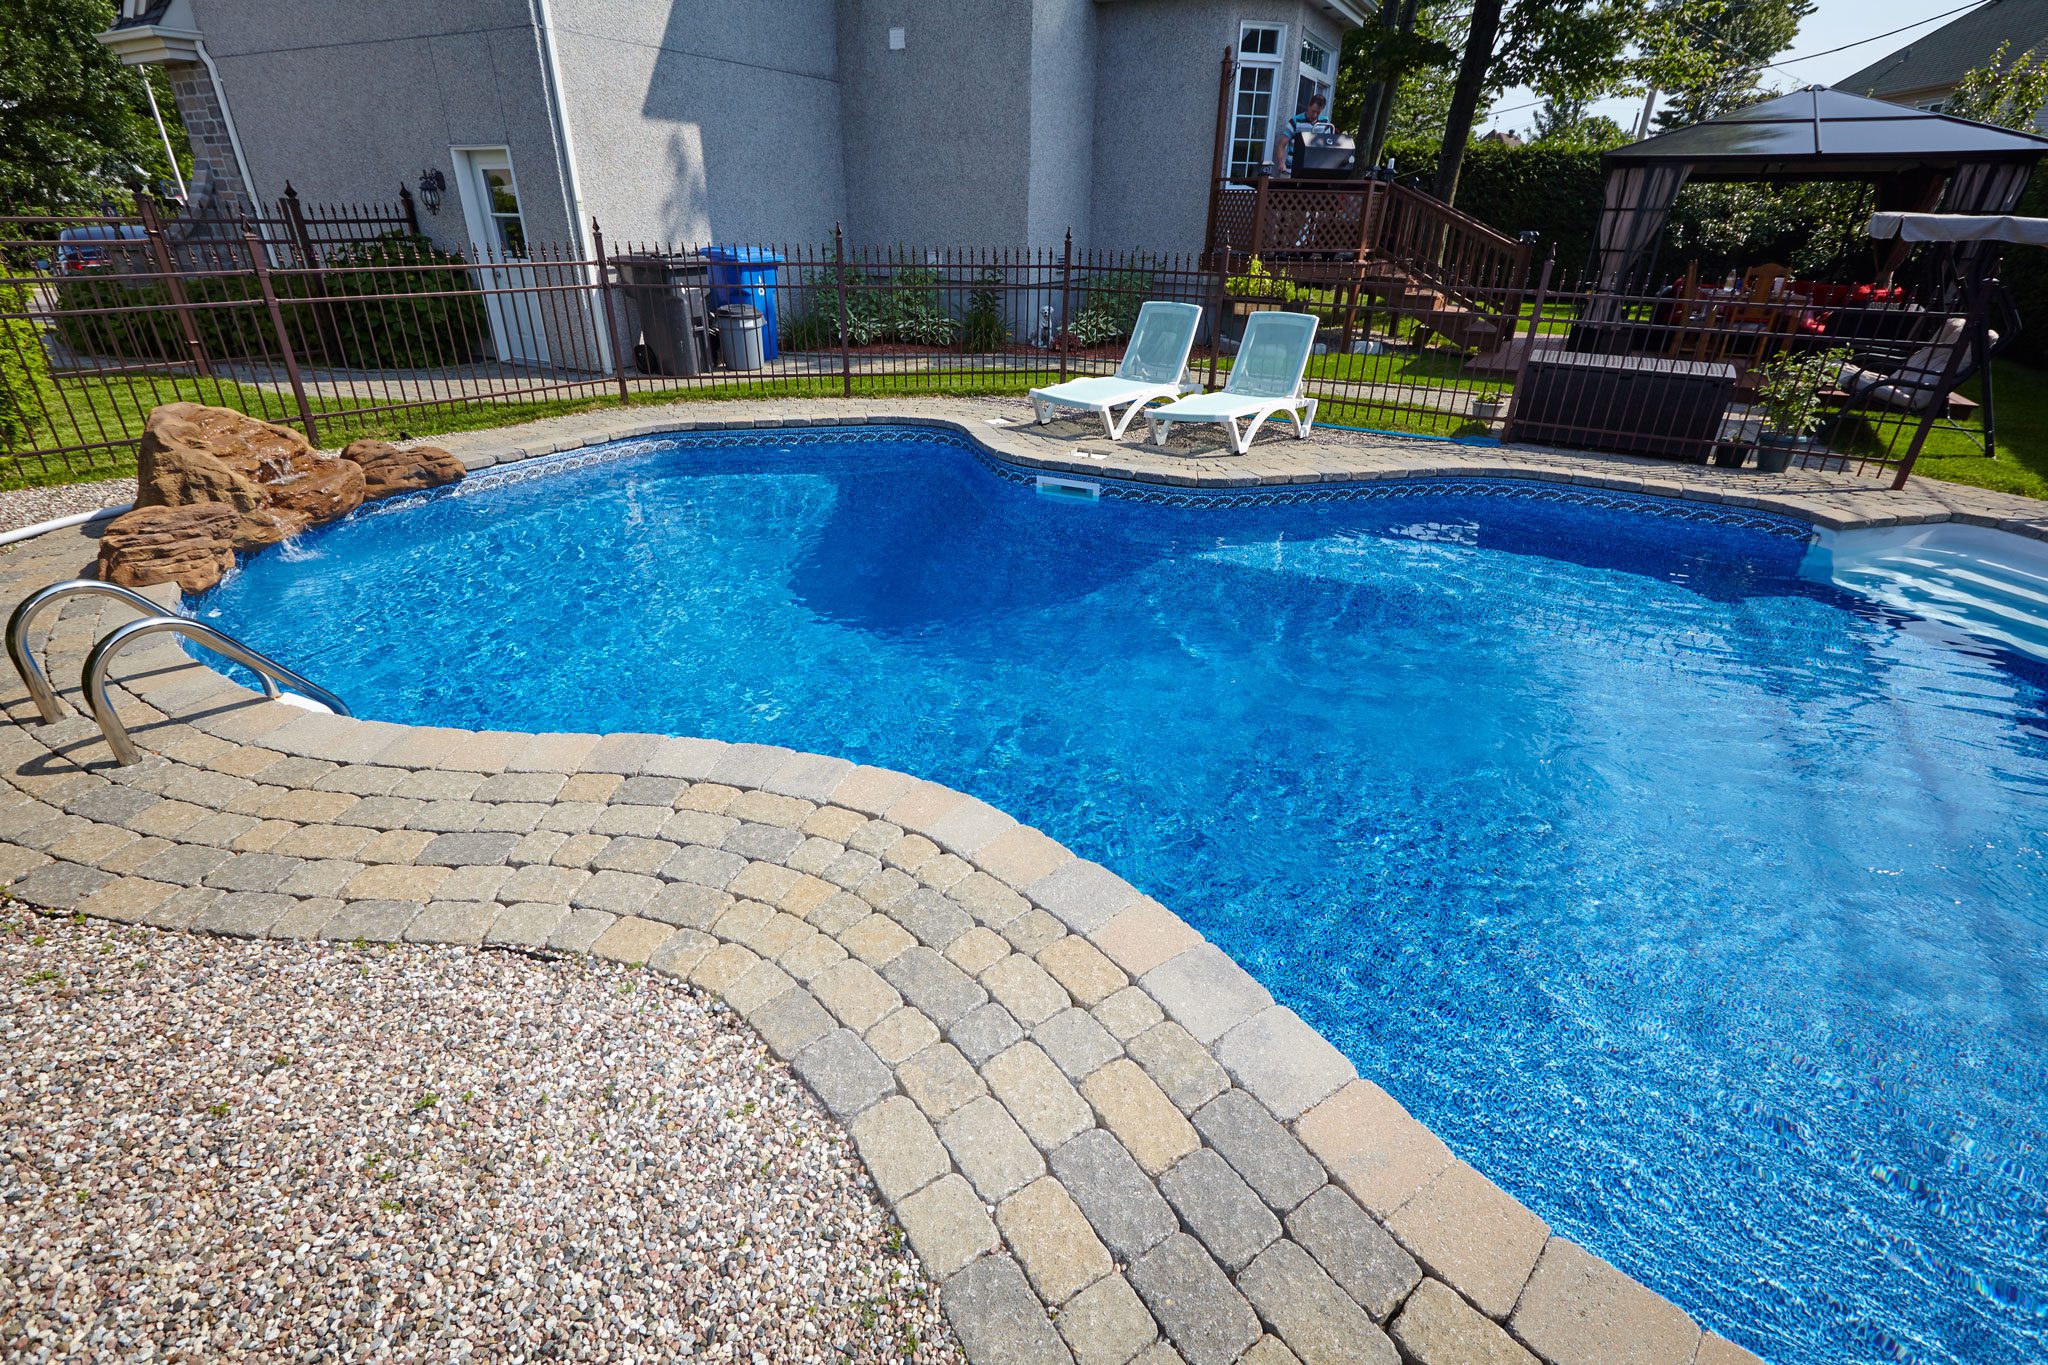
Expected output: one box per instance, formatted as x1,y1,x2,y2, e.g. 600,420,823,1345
11,402,2040,1365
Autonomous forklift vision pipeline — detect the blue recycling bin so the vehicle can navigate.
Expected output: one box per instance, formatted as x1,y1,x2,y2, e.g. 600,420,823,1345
704,246,785,361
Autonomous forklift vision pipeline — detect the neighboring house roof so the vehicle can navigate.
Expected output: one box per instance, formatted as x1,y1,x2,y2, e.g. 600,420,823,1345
1837,0,2048,99
110,0,176,29
1606,85,2048,176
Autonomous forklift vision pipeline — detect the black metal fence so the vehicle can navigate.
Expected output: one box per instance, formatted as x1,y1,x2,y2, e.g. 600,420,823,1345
0,207,1996,491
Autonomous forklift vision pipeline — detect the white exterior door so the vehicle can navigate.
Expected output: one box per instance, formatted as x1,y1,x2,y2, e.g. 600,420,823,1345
455,147,551,367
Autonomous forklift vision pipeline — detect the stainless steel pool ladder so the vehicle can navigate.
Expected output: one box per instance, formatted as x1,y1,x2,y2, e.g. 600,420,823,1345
7,580,350,765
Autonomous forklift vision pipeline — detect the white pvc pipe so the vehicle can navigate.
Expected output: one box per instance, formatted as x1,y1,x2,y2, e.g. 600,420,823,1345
0,504,132,550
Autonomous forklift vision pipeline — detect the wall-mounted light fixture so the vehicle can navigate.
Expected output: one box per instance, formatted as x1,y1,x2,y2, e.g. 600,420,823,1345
417,168,446,216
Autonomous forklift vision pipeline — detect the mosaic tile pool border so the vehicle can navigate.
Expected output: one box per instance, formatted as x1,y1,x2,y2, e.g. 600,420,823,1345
352,424,1817,542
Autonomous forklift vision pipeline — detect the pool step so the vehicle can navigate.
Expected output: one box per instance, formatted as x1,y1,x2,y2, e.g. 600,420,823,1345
1813,527,2048,662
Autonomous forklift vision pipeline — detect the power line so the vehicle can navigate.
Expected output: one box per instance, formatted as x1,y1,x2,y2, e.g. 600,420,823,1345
1763,1,1982,72
1484,0,1986,128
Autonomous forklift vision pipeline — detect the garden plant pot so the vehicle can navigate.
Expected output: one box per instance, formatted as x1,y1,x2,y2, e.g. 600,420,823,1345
1754,431,1805,474
1473,401,1506,423
1711,444,1749,469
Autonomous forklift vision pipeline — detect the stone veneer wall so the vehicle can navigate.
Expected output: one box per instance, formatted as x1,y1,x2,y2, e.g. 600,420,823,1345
164,59,251,214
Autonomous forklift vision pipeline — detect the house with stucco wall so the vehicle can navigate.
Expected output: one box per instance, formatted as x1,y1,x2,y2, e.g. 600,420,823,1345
101,0,1370,265
1837,0,2048,131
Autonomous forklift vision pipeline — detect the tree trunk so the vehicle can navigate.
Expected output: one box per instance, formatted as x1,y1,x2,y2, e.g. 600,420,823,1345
1353,0,1402,165
1365,0,1422,168
1432,0,1504,205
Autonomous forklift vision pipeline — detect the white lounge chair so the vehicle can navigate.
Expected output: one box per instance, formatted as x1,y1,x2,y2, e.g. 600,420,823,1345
1029,300,1203,439
1144,311,1320,454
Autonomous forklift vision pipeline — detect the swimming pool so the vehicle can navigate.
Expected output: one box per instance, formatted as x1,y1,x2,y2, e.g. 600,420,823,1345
197,425,2048,1365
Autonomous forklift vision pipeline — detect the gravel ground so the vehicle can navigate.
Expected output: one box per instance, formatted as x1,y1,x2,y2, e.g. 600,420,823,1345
0,479,134,536
0,913,960,1364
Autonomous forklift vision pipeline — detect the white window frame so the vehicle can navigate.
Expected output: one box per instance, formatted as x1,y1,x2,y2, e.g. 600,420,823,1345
1229,22,1289,183
1297,34,1335,114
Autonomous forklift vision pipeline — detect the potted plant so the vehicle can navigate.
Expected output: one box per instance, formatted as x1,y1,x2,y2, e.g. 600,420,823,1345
1749,345,1852,473
1223,257,1307,342
1471,390,1508,422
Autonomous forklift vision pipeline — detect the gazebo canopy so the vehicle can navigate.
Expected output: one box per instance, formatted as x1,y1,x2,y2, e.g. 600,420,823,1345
1591,88,2048,290
1603,86,2048,181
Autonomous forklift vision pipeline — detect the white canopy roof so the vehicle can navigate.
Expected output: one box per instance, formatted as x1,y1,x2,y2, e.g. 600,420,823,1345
1867,212,2048,245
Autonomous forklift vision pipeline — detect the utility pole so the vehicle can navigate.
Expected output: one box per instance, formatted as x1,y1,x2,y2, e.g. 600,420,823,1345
1633,87,1659,139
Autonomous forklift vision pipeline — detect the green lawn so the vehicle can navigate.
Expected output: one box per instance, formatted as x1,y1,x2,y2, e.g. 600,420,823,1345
1894,359,2048,500
1,369,1067,493
11,351,2045,503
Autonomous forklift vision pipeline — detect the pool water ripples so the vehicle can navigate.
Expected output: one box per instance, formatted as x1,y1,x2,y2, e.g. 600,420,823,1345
196,428,2048,1365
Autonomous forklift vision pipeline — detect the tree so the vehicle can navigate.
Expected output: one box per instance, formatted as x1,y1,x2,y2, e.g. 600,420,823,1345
1336,0,1459,165
1945,41,2048,131
1531,96,1628,146
0,0,185,211
1651,0,1813,129
1431,0,1727,205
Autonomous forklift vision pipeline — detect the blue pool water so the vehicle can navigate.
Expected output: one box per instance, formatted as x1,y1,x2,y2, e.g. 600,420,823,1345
197,427,2048,1365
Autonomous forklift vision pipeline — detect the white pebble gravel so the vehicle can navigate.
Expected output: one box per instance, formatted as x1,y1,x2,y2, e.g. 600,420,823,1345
0,477,134,535
0,913,961,1363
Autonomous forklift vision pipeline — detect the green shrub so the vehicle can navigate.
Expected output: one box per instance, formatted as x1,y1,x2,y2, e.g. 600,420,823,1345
780,307,839,352
963,267,1008,351
783,256,962,348
2003,174,2048,361
0,277,50,451
1064,266,1152,347
1384,138,1606,275
52,231,485,369
1227,256,1314,304
317,233,487,368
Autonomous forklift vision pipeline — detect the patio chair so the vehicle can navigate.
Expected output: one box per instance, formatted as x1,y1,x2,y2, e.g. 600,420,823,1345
1028,301,1203,439
1143,310,1320,454
1823,314,2000,458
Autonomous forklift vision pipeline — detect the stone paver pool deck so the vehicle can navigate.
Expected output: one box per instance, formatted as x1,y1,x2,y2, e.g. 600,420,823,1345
9,400,2044,1365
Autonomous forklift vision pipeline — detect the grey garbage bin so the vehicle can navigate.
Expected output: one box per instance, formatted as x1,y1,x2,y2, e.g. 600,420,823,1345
716,304,767,371
613,252,711,376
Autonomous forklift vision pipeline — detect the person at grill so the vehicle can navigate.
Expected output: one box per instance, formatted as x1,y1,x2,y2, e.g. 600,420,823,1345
1275,95,1328,176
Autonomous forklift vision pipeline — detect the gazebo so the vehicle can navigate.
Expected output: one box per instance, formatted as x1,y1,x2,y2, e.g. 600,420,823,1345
1592,86,2048,294
1501,88,2048,478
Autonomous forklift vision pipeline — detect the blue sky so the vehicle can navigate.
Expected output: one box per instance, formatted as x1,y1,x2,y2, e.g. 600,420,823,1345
1480,0,1985,135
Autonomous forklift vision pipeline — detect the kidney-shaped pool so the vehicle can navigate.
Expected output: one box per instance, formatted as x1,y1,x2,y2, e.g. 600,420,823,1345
195,425,2048,1364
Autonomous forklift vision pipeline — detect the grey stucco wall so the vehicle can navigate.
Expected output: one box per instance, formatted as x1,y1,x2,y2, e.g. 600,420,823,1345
1090,0,1347,255
550,0,847,247
184,1,575,257
837,0,1036,248
1026,0,1098,249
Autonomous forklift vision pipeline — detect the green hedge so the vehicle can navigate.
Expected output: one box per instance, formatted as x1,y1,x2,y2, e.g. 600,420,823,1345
1,277,50,451
1384,139,1608,275
53,232,487,370
2003,175,2048,360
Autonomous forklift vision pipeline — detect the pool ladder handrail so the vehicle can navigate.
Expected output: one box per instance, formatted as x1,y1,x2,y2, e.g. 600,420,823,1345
8,580,349,766
8,580,170,723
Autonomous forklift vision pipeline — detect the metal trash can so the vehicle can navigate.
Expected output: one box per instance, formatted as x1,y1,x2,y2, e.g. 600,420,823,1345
613,252,711,376
704,246,785,360
715,304,767,371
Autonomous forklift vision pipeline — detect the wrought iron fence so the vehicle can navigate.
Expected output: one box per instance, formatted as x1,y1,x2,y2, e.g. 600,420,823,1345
0,208,1996,492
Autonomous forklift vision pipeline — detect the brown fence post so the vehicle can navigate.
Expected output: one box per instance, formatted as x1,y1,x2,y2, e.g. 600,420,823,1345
138,193,211,378
399,184,420,235
1501,251,1554,443
590,220,631,406
1059,228,1073,382
836,223,852,399
1209,243,1229,388
244,222,318,446
279,183,319,269
1891,277,1994,489
1202,47,1235,262
1250,175,1272,258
